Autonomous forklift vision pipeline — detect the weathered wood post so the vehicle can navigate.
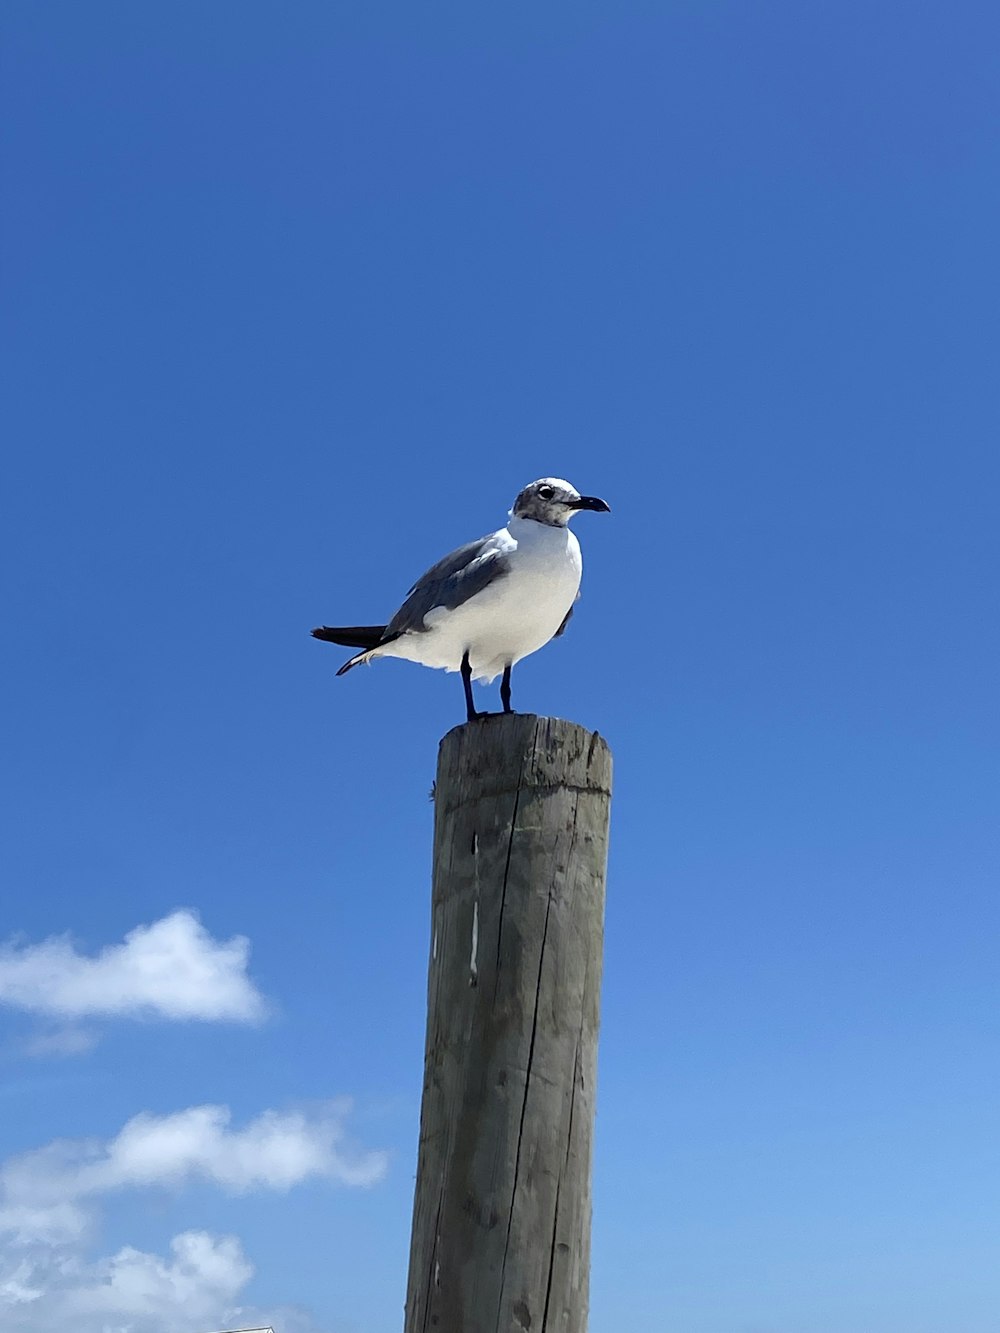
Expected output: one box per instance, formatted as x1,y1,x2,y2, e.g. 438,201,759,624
405,713,612,1333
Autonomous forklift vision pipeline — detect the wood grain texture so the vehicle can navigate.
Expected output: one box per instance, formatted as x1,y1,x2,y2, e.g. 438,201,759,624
405,714,612,1333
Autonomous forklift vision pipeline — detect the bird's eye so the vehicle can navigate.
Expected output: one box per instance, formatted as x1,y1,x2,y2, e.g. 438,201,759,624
538,485,555,500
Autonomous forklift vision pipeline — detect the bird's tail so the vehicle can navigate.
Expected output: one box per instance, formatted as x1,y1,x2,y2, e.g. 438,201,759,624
311,625,387,649
311,624,396,677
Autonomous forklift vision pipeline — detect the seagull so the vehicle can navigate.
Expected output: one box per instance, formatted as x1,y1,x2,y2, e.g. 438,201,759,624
312,477,610,721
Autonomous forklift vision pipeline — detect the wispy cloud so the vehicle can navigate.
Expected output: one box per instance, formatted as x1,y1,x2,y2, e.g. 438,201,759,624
0,911,266,1025
21,1028,99,1059
0,1100,388,1244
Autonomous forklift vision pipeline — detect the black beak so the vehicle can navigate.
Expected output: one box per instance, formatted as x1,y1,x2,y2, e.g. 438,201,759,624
569,495,611,513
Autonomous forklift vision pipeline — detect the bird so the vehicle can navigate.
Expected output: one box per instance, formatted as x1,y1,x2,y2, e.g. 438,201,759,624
311,477,610,722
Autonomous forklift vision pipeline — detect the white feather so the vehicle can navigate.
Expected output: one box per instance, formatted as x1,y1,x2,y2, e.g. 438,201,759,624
371,517,582,683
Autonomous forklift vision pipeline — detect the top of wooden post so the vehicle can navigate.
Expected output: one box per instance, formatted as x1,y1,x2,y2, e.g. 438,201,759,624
436,713,612,812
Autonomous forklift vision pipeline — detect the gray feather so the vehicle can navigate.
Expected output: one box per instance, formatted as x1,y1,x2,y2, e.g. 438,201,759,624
385,533,511,636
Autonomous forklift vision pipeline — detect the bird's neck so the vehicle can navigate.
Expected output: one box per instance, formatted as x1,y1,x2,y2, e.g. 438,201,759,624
508,515,568,541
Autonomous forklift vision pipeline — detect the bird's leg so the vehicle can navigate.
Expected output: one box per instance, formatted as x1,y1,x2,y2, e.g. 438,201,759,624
461,651,482,722
500,664,514,714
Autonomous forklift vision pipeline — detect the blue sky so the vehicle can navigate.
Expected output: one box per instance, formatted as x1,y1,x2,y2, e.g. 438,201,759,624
1,2,998,1330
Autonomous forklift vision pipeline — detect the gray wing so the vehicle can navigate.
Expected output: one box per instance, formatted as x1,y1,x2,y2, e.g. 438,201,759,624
385,532,512,636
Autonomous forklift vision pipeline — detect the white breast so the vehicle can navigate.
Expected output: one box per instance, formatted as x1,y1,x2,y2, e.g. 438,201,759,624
387,518,583,682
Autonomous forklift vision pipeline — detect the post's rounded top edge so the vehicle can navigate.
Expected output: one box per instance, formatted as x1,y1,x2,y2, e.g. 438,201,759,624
435,714,613,798
439,713,610,745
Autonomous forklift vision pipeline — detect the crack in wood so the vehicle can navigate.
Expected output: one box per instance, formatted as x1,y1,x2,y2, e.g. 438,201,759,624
495,884,553,1333
492,780,522,1002
493,725,539,999
438,780,609,819
419,1189,444,1333
540,1173,563,1332
565,1037,581,1171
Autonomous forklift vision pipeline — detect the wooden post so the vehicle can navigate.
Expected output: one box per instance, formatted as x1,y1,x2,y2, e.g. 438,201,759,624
405,713,612,1333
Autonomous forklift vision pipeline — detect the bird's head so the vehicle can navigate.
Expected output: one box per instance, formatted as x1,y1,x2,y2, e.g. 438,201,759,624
510,478,611,527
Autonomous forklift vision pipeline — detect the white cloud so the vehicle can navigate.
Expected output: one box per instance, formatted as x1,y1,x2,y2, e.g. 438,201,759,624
0,1202,90,1247
0,1230,255,1333
100,1101,387,1192
70,1230,254,1324
0,1101,386,1332
0,911,266,1025
0,1101,388,1244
